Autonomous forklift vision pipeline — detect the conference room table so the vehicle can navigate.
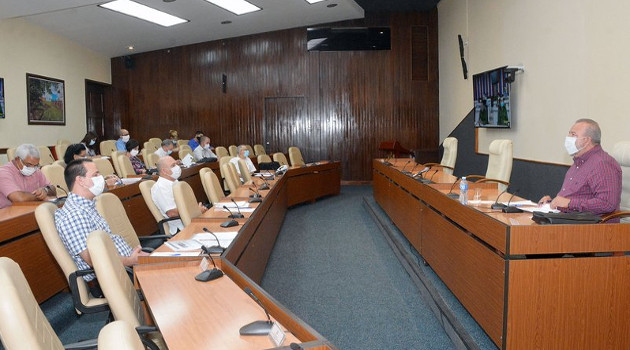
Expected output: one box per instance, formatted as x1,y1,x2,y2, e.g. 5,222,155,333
373,159,630,349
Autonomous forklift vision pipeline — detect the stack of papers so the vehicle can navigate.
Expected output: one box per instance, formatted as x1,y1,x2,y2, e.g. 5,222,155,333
193,231,238,248
518,203,560,213
121,178,142,185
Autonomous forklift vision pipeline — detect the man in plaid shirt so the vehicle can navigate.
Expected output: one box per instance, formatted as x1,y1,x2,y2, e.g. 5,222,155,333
55,159,146,294
539,119,621,215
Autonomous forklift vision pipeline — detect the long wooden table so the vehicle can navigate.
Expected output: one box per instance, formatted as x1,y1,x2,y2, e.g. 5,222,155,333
373,159,630,349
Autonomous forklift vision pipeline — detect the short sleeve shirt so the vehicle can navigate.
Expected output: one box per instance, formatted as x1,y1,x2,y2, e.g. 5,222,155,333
0,161,49,209
150,176,184,234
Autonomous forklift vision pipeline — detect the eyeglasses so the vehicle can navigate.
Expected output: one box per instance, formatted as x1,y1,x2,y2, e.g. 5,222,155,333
21,158,40,168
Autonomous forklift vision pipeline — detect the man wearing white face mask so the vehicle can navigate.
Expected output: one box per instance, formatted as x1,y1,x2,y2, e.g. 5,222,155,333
55,158,148,295
115,128,130,151
151,156,207,234
154,139,175,158
538,119,621,215
192,136,217,162
0,143,55,209
230,145,256,180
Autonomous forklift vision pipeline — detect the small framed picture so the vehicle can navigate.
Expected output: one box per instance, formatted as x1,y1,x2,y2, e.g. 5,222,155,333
26,74,66,125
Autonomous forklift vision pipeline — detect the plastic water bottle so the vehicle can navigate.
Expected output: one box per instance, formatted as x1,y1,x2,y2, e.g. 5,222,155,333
459,177,468,205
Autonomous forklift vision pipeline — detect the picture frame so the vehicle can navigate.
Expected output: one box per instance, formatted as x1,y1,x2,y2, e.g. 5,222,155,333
0,78,5,119
26,74,65,125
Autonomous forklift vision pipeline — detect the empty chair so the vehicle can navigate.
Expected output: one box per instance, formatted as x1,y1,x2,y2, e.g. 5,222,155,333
54,143,69,163
110,150,126,176
98,320,145,350
143,151,159,169
177,140,188,148
238,158,253,183
200,168,225,204
143,141,158,154
35,203,108,315
41,164,68,195
139,180,181,236
228,145,238,157
425,137,458,175
100,140,117,158
6,147,16,161
288,146,305,167
273,152,288,166
179,144,193,161
116,154,136,178
38,146,55,166
87,230,164,349
218,156,232,191
222,163,241,193
173,181,202,226
93,157,116,177
254,144,266,156
0,257,100,350
215,146,229,158
148,138,162,149
258,154,272,164
466,139,513,191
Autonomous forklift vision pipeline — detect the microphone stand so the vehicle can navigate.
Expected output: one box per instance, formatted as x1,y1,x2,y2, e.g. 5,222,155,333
202,227,225,254
239,287,274,335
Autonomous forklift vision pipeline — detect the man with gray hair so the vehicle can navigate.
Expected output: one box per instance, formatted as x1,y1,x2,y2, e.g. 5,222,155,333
154,139,175,158
0,143,56,208
229,145,256,180
538,118,621,215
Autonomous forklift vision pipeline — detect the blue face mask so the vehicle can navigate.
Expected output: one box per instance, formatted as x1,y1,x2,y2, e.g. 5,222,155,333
244,150,250,157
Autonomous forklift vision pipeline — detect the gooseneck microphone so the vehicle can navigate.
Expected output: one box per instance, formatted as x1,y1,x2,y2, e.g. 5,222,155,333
428,169,439,182
239,287,273,335
195,246,224,282
400,160,412,174
202,227,225,254
502,189,524,213
230,198,245,218
220,206,239,228
383,154,393,166
248,187,262,203
446,178,461,199
491,186,510,209
408,162,420,175
55,185,68,197
258,176,270,190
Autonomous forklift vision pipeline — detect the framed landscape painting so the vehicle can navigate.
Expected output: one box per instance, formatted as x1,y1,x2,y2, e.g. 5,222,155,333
27,74,65,125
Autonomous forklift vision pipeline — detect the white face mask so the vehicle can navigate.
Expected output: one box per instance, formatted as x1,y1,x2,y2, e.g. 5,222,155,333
88,175,105,196
167,149,173,155
170,165,181,179
130,149,139,157
203,144,210,150
564,136,582,155
89,139,96,146
122,135,130,142
19,161,37,177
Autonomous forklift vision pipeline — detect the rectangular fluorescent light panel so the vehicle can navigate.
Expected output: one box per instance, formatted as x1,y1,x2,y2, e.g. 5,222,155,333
203,0,261,15
306,0,326,3
99,0,188,27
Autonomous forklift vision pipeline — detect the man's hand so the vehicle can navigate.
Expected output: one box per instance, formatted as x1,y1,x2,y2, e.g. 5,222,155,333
550,196,570,210
32,187,48,201
122,245,149,266
538,195,552,206
105,175,120,187
198,202,208,214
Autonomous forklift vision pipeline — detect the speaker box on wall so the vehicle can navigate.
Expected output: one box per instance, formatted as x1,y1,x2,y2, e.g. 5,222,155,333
222,73,227,93
124,56,135,70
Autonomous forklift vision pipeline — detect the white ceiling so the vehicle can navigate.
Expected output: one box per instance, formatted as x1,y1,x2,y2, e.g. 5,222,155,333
0,0,364,57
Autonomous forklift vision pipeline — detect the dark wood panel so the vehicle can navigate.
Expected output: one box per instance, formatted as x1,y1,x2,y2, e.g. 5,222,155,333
110,12,438,181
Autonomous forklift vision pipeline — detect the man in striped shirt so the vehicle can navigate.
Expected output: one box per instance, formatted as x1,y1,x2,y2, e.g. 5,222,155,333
539,119,621,215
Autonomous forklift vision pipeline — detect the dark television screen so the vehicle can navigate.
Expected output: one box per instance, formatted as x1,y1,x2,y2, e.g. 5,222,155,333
473,66,512,128
307,27,391,51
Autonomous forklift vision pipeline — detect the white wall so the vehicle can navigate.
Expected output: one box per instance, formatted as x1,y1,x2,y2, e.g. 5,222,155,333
438,0,630,165
0,18,111,156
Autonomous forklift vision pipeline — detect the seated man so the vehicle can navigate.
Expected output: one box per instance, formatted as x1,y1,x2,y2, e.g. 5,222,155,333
151,156,207,234
188,130,204,150
230,145,256,180
115,129,130,151
538,118,621,215
0,143,56,209
193,136,217,162
55,159,147,295
154,139,175,158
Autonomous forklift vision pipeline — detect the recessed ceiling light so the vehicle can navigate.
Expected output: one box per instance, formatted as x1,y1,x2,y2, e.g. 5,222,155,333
326,3,338,8
99,0,188,27
305,0,326,3
203,0,261,15
128,45,134,50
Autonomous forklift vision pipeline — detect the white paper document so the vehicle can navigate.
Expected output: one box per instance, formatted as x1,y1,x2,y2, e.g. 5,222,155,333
150,251,201,257
518,203,560,213
218,201,249,208
121,177,142,185
164,240,203,251
193,231,238,248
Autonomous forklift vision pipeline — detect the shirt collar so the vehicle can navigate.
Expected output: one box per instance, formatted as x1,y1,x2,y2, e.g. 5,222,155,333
67,192,96,209
573,144,601,164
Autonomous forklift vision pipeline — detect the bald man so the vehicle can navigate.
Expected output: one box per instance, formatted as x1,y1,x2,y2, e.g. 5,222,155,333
115,128,130,151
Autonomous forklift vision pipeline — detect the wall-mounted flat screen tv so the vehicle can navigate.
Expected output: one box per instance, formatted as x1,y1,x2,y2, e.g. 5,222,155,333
473,66,513,128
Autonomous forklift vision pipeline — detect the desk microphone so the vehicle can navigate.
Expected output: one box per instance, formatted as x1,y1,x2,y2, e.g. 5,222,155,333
258,175,270,190
248,187,262,203
202,227,225,254
195,246,224,282
55,185,68,198
408,162,420,175
221,206,240,227
446,178,461,199
416,167,436,184
491,186,510,209
428,169,439,182
412,167,430,178
383,154,393,166
239,287,273,335
231,198,245,218
502,189,524,213
400,160,412,174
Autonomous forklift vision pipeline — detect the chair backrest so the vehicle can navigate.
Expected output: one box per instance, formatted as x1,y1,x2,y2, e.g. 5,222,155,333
612,141,630,212
273,152,288,166
258,154,272,163
100,140,117,157
35,203,106,313
93,157,116,177
38,146,55,166
41,164,68,195
54,143,69,163
110,150,125,176
441,137,458,175
288,146,305,167
222,163,240,193
215,146,229,159
6,147,16,161
0,257,64,350
53,159,66,168
56,139,71,145
486,139,513,188
139,180,169,234
201,169,225,204
148,138,162,149
254,144,266,156
98,320,145,350
144,152,159,169
117,154,136,178
177,140,188,148
143,141,158,154
87,230,143,328
228,145,238,157
179,145,193,160
173,181,201,226
95,193,140,248
238,158,252,182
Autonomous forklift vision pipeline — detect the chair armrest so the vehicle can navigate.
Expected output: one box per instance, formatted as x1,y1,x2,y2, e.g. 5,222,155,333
68,269,109,314
136,326,161,350
475,177,510,186
63,338,98,350
135,326,158,335
463,174,486,181
157,216,181,236
424,163,454,170
138,234,172,241
600,211,630,223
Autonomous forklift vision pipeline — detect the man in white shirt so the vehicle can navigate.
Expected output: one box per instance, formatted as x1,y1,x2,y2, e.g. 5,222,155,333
230,145,256,180
150,156,207,234
193,136,217,162
154,139,175,158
